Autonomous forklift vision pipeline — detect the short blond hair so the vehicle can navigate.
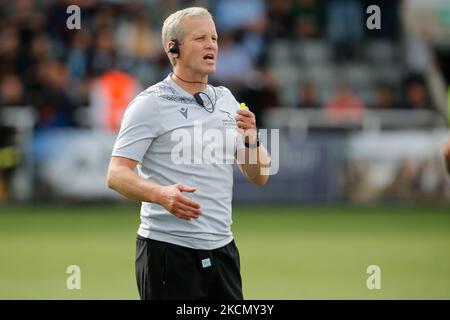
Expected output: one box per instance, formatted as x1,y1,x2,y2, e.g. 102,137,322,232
162,7,212,66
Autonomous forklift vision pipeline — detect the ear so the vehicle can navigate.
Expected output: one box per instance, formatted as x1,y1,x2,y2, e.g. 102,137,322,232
168,41,175,51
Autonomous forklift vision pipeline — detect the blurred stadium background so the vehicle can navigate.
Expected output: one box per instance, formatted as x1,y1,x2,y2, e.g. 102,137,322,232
1,0,450,299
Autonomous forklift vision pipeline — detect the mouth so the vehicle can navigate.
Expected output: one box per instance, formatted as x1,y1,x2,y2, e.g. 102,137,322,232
203,53,215,63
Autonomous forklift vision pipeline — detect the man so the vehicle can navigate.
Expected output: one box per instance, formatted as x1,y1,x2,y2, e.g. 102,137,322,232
106,7,270,300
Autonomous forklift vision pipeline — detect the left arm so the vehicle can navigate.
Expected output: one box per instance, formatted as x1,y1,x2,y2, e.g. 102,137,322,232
235,108,271,186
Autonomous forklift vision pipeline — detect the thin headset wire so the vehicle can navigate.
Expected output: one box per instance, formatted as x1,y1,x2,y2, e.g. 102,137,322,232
172,71,206,85
197,88,216,113
171,72,217,113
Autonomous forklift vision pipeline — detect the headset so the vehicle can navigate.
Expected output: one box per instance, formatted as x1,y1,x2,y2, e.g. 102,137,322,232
167,40,180,57
168,40,216,113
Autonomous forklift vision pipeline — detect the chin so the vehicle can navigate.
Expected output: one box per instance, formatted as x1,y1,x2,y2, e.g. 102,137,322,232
206,66,216,75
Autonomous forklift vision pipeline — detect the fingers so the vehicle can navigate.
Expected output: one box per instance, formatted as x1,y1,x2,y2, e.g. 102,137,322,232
172,208,195,220
236,120,248,130
236,122,258,136
443,139,450,157
162,184,202,220
236,109,251,116
235,113,255,122
164,184,202,221
169,193,201,220
173,201,201,220
176,184,196,192
177,193,201,210
176,201,201,216
172,200,201,220
235,112,256,131
236,119,256,129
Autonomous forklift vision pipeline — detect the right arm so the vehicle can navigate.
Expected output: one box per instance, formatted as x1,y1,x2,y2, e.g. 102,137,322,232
106,156,201,220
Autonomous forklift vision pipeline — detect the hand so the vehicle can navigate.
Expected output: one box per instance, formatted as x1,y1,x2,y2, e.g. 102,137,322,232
158,184,201,220
442,138,450,174
443,138,450,157
235,108,257,143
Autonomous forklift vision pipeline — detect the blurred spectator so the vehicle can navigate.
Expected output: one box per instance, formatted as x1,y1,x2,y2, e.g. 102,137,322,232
296,81,321,109
90,28,118,76
90,70,141,132
325,83,365,121
116,13,161,62
75,75,96,108
213,0,268,62
290,0,325,39
0,27,21,77
29,34,53,63
146,0,182,31
405,28,433,76
0,74,25,106
22,34,53,86
401,74,433,110
66,28,95,113
34,60,78,128
266,0,294,39
239,62,280,127
92,3,116,33
383,158,417,201
371,82,396,109
327,0,363,62
211,32,254,91
67,30,92,82
9,0,47,35
115,12,162,85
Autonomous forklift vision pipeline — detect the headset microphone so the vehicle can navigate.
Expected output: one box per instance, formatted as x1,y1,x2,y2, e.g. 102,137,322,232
194,93,205,107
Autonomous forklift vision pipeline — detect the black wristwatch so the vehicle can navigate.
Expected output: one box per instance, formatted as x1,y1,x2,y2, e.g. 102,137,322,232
244,135,260,149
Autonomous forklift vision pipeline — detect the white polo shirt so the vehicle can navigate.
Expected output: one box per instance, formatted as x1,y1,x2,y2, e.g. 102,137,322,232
112,74,245,249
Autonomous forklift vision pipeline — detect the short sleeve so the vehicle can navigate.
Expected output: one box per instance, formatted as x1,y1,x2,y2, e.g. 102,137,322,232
111,94,160,162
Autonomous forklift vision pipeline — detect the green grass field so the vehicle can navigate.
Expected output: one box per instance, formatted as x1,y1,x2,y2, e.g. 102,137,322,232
0,203,449,299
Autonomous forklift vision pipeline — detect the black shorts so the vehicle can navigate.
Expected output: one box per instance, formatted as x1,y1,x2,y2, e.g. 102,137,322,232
135,235,243,300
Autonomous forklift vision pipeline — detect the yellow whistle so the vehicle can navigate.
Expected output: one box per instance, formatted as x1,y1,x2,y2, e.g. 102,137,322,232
240,102,247,110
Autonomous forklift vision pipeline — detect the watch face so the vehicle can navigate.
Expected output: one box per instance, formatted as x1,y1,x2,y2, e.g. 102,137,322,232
245,140,260,149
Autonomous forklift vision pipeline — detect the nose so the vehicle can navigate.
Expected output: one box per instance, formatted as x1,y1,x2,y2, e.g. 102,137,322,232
205,38,217,50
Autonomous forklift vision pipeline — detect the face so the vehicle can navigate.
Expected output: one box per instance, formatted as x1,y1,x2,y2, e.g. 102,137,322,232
300,83,316,101
376,87,393,108
174,15,218,76
407,83,426,106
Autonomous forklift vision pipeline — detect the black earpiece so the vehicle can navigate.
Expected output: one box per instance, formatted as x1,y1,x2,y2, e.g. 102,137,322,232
168,41,180,57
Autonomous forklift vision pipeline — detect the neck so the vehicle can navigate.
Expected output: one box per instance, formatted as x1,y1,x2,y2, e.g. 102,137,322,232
171,69,207,94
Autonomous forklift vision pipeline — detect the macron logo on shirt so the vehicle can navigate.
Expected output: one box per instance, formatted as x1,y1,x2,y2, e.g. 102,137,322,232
179,107,188,119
